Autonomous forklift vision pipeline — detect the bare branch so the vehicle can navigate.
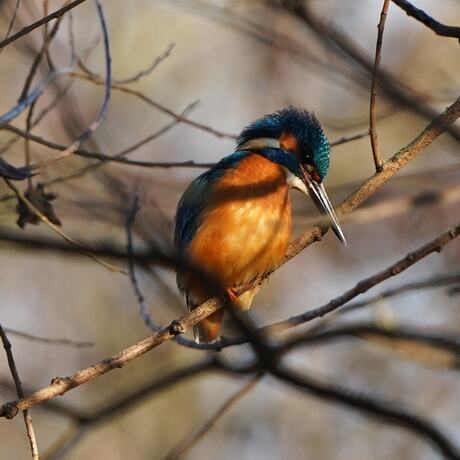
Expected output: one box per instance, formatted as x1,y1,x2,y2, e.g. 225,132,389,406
278,1,460,143
286,97,460,260
37,0,112,167
271,365,460,459
270,221,460,332
0,0,21,57
114,42,175,84
2,120,366,172
73,69,238,139
369,0,390,172
0,0,89,50
164,374,263,460
0,323,39,459
0,67,74,124
339,271,460,315
4,179,126,274
391,0,460,42
4,328,93,348
19,0,71,101
330,131,368,147
126,194,162,332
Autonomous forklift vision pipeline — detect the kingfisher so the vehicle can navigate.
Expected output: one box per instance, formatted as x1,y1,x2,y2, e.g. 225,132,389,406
174,106,345,343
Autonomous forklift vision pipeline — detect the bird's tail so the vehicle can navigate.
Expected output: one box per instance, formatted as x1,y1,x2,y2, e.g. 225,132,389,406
186,285,262,343
186,292,224,343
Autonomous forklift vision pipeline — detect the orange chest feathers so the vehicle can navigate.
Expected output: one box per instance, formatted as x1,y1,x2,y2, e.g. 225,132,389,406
187,154,292,287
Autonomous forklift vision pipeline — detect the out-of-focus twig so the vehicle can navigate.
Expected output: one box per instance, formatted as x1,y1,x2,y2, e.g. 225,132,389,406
391,0,460,42
330,131,368,147
272,221,460,332
4,179,126,274
339,271,460,315
19,0,71,101
73,69,238,139
0,0,88,50
0,323,39,459
278,1,460,143
126,194,162,332
286,97,460,260
0,67,74,124
270,365,460,460
4,328,93,348
37,0,112,167
369,0,390,172
1,219,459,414
0,94,458,416
0,0,21,57
163,374,263,460
115,42,175,84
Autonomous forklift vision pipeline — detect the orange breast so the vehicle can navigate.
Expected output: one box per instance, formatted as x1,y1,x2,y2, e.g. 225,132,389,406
185,154,292,303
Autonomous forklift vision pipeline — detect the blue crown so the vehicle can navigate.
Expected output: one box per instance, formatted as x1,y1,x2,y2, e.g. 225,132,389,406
237,106,330,180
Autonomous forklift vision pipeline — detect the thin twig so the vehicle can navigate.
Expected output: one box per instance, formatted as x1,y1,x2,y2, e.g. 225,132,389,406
330,131,368,147
281,1,460,142
339,271,460,315
36,0,112,167
271,365,460,459
115,42,175,84
126,194,161,332
42,359,217,460
73,69,238,139
0,323,39,459
0,0,21,57
163,374,263,460
45,101,199,186
3,123,215,169
0,97,458,412
3,121,377,172
1,219,459,414
4,328,93,348
24,102,36,189
0,36,99,157
0,67,74,124
391,0,460,42
19,0,71,101
0,0,88,49
273,222,460,331
4,179,126,274
369,0,390,172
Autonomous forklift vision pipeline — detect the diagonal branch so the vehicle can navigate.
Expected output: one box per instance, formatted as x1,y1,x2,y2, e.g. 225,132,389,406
163,374,263,460
0,97,458,417
391,0,460,42
0,323,39,459
369,0,390,172
0,0,89,50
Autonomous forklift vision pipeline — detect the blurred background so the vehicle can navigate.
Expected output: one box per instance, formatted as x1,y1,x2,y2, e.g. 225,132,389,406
0,0,459,459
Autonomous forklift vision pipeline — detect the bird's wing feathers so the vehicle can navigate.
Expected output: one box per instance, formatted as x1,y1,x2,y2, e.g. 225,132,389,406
174,151,249,250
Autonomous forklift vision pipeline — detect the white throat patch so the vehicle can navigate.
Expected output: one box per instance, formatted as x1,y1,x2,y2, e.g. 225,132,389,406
283,167,308,196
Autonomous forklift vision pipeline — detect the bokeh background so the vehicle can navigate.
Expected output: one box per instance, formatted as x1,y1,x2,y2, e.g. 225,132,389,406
0,0,459,459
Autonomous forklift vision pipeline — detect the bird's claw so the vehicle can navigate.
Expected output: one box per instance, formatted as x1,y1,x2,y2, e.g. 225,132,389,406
226,287,238,303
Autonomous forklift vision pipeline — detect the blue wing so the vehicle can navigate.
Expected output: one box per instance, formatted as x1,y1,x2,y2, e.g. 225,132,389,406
174,151,249,250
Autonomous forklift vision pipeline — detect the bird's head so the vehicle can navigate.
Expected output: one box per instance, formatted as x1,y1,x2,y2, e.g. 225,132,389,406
236,106,346,244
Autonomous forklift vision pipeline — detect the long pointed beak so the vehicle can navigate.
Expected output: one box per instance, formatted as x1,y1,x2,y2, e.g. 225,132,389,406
305,175,346,245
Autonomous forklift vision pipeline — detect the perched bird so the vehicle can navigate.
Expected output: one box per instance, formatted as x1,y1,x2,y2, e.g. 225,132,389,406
174,106,345,342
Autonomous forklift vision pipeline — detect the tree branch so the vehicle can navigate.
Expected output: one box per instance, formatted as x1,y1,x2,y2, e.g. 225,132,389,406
0,0,89,50
0,323,39,459
391,0,460,42
369,0,390,172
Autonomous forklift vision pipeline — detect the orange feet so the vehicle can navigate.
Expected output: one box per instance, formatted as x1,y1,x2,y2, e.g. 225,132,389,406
226,287,238,303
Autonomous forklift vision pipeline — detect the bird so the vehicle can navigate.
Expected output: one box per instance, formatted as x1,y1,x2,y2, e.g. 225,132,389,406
174,106,345,343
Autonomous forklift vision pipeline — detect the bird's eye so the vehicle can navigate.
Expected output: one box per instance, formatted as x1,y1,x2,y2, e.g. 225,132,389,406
305,163,321,183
